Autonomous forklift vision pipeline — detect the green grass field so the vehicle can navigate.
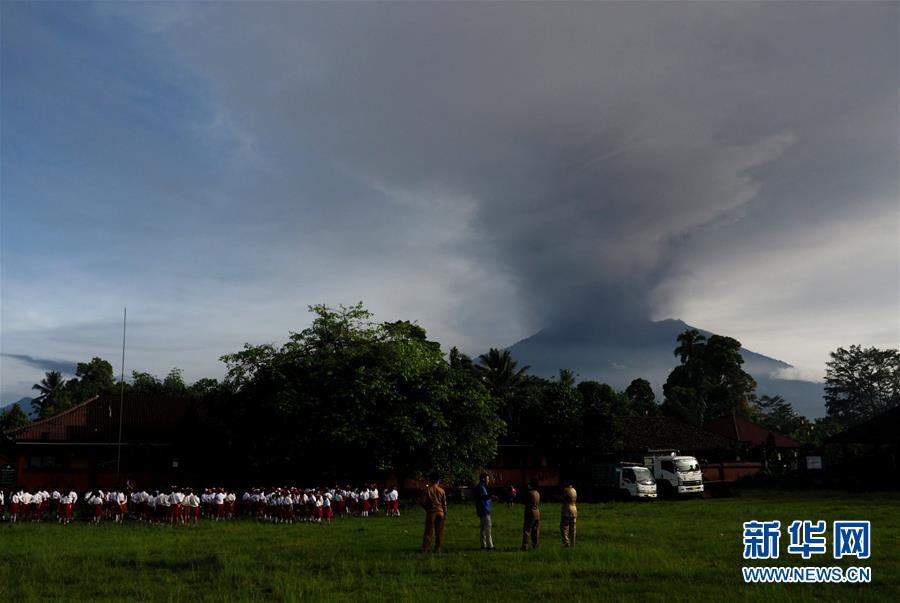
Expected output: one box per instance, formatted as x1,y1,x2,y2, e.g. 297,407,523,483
1,489,897,602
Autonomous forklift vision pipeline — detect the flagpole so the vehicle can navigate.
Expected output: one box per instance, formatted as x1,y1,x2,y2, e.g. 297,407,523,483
116,307,126,479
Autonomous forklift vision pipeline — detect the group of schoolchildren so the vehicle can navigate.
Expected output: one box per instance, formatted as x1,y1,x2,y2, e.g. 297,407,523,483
243,485,400,524
0,484,400,525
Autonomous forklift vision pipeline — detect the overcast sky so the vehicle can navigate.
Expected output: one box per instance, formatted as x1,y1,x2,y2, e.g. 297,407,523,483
2,1,897,404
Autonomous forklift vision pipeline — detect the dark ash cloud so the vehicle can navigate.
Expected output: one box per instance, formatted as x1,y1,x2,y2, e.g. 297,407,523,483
1,353,76,376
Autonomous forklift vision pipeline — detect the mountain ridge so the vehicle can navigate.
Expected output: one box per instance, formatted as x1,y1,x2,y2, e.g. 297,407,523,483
505,318,826,418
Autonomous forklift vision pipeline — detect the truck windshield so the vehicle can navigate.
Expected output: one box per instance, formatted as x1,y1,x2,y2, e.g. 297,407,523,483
675,459,698,472
633,467,654,484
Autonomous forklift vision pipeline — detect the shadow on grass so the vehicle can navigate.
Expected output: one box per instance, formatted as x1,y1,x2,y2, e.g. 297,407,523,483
112,553,224,571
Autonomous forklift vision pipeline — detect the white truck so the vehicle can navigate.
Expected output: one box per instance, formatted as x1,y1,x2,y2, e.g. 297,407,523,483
646,453,704,497
593,462,658,500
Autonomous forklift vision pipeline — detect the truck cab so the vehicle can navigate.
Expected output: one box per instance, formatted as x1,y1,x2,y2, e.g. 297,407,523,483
649,455,704,496
590,462,657,499
618,464,658,499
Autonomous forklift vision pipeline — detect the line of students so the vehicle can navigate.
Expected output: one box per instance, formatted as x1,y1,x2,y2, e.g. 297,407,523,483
0,484,401,524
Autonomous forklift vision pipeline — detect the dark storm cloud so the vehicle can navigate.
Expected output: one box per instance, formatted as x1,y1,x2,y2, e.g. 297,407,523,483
130,1,895,331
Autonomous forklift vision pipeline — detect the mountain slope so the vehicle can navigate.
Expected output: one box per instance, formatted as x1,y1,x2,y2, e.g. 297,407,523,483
0,397,37,419
506,318,826,418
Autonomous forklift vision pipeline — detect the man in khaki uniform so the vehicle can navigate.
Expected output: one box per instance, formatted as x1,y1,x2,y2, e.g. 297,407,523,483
420,471,448,553
560,481,577,547
521,481,540,550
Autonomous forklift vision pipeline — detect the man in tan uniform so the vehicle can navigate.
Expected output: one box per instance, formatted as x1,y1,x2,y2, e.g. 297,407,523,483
420,471,448,553
521,481,540,550
560,480,577,547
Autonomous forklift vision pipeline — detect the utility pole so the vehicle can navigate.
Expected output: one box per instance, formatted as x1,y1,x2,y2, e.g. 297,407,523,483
116,307,126,479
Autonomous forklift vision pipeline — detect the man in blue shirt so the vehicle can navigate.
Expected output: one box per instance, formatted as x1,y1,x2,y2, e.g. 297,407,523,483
475,473,495,550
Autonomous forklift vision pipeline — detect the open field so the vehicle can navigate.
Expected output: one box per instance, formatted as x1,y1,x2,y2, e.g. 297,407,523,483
1,489,898,602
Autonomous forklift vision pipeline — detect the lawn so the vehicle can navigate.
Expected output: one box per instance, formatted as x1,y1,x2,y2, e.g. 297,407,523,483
1,489,897,602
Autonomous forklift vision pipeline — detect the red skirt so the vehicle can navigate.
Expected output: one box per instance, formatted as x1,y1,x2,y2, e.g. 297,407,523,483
93,504,103,518
362,500,370,513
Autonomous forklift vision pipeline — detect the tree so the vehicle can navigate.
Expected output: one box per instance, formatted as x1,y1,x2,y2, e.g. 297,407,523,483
0,403,30,430
577,380,623,450
625,378,658,416
31,370,68,419
74,357,116,397
753,394,807,441
129,371,163,394
162,368,187,394
663,331,756,424
825,345,900,428
674,328,706,364
476,348,530,397
475,348,531,440
189,378,222,397
217,303,505,482
557,368,577,389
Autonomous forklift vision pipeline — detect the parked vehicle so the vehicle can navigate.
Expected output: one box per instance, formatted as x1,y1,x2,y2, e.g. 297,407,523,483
647,454,704,497
591,462,658,500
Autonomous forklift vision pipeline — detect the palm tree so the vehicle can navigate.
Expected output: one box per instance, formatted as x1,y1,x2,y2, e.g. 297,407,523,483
476,348,530,397
31,370,67,418
557,368,577,389
674,329,706,364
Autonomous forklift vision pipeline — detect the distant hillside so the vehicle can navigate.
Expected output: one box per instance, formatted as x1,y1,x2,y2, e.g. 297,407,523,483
0,397,37,419
506,318,827,418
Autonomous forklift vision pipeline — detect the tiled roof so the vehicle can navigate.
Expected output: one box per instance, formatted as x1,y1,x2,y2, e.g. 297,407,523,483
704,414,802,448
827,405,900,445
617,416,739,452
6,394,191,444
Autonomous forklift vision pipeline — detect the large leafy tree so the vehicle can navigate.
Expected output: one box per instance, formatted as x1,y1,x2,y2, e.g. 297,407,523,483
663,331,756,424
625,378,659,416
216,303,504,482
825,345,900,428
576,380,623,450
62,357,116,402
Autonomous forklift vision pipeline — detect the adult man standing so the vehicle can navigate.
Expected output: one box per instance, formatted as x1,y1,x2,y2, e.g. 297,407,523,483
475,473,495,550
420,471,448,553
521,481,540,551
560,480,577,547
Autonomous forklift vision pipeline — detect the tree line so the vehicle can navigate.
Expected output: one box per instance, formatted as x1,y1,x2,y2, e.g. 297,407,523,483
3,304,898,479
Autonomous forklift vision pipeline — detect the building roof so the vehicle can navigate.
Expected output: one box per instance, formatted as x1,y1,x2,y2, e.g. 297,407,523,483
618,416,739,452
827,405,900,445
6,394,192,444
704,414,802,448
